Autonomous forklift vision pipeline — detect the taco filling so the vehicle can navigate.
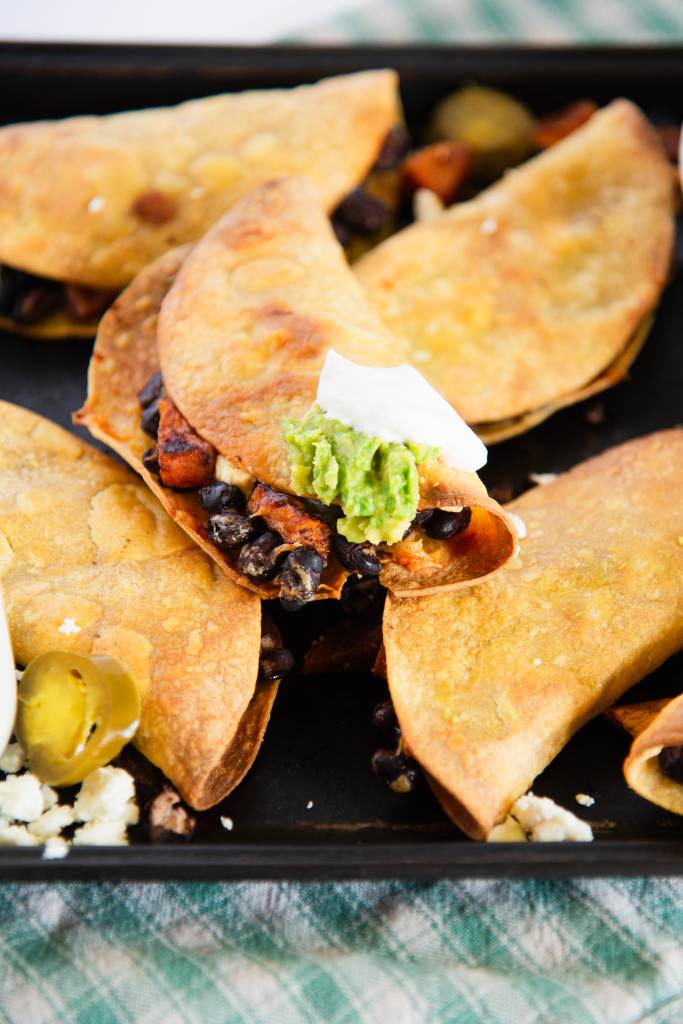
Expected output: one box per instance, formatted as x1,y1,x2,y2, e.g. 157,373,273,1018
137,372,478,610
0,263,115,331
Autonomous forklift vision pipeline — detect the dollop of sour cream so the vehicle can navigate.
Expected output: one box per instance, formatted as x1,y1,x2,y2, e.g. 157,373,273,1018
0,589,17,756
316,351,487,473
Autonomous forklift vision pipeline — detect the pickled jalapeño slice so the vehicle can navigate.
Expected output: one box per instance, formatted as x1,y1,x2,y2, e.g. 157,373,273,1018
16,652,140,786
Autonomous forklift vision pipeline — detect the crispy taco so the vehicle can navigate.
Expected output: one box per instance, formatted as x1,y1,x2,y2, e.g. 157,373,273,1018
78,176,516,608
355,100,676,442
608,695,683,816
383,431,683,839
0,400,281,810
0,70,399,338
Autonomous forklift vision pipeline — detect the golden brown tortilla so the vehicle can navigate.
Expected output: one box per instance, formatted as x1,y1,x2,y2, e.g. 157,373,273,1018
154,175,516,595
356,101,675,435
0,400,274,810
0,71,399,292
76,245,348,600
609,696,683,816
383,430,683,839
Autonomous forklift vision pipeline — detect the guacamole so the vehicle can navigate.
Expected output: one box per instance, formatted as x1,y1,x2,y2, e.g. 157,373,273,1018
283,406,439,545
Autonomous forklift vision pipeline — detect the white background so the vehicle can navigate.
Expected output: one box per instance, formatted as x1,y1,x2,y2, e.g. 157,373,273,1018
0,0,366,43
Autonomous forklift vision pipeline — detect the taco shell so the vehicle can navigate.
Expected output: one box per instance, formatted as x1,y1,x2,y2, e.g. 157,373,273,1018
609,695,683,817
356,100,676,436
383,430,683,839
152,175,515,596
0,401,273,810
0,71,399,292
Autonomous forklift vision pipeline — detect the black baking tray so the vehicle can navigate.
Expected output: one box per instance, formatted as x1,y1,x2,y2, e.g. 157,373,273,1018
1,43,682,880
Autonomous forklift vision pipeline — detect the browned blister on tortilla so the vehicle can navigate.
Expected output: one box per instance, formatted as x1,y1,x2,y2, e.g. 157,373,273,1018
614,696,683,816
0,400,274,810
356,100,676,438
0,71,399,293
383,431,683,839
154,175,515,596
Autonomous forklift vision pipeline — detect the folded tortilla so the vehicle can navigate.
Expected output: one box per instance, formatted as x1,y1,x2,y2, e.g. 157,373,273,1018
101,175,514,599
608,696,683,816
0,401,274,810
0,69,399,338
383,430,683,839
356,100,676,440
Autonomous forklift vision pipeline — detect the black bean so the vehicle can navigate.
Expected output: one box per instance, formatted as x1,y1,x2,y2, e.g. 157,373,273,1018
208,511,257,549
137,371,163,409
140,398,161,438
402,509,434,538
372,700,401,744
424,507,472,540
0,267,22,316
334,534,381,576
371,749,420,794
259,646,295,681
279,547,325,611
331,219,351,247
301,498,342,528
659,745,683,784
374,124,411,170
13,284,63,324
340,576,385,616
237,531,285,583
199,481,246,514
142,446,160,475
333,189,391,236
0,266,63,323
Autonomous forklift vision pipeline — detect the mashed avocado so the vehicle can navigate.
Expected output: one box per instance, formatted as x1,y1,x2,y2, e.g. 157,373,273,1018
283,406,439,545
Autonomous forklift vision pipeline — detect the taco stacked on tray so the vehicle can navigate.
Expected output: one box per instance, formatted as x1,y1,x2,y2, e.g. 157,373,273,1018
355,100,676,442
0,70,399,338
78,175,517,609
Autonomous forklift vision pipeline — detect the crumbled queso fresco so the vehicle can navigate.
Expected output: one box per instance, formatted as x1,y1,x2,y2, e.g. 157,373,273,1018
0,746,139,852
487,793,593,843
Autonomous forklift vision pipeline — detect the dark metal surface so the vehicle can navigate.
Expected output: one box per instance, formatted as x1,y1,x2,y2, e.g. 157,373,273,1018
0,43,682,880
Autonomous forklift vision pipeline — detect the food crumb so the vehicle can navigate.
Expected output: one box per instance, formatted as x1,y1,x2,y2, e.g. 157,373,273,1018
306,800,314,810
43,836,69,860
87,196,105,214
413,187,445,223
480,217,498,235
532,658,542,667
220,816,234,832
575,793,595,807
583,401,606,426
57,618,81,636
529,472,557,487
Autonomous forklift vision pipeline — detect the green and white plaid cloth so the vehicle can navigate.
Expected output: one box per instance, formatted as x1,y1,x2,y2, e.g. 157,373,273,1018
3,4,683,1023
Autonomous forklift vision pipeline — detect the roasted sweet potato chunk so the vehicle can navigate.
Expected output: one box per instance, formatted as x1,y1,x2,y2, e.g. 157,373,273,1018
401,141,471,203
157,399,216,490
247,484,331,560
65,284,116,321
533,100,598,149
